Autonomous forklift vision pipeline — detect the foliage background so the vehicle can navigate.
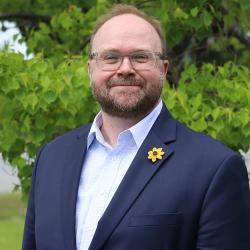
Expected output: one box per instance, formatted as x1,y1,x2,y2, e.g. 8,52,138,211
0,193,25,250
0,0,250,197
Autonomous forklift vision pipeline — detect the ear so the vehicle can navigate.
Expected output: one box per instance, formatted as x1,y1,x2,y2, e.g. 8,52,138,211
87,60,92,81
87,60,90,74
163,60,169,80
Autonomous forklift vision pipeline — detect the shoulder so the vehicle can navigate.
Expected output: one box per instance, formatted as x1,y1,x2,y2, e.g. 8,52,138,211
171,120,249,195
41,123,91,153
177,120,235,155
173,119,245,177
157,104,237,161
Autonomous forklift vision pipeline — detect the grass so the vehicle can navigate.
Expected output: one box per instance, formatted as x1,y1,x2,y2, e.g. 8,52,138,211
0,192,26,250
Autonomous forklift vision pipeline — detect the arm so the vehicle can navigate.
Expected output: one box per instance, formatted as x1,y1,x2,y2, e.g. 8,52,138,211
22,146,45,250
197,154,250,249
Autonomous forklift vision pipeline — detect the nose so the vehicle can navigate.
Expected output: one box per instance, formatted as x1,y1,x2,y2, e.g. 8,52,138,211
116,57,135,76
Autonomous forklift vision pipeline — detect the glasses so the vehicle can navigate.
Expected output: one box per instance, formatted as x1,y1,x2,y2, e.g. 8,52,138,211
89,50,166,71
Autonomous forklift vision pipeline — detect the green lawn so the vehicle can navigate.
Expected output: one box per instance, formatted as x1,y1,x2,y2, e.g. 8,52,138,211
0,193,26,250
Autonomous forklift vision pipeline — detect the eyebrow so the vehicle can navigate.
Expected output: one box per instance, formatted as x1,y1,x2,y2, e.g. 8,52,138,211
98,49,152,54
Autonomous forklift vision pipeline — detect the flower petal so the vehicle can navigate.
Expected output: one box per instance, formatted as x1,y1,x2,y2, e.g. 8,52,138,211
148,147,165,163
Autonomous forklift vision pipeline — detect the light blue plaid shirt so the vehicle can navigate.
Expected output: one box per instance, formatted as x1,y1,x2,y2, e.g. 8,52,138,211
76,100,163,250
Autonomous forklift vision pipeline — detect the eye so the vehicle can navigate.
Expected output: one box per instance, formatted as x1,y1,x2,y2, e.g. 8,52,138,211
100,52,120,64
132,52,152,63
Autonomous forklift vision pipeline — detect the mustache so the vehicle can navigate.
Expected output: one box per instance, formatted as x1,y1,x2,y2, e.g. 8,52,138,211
107,77,145,88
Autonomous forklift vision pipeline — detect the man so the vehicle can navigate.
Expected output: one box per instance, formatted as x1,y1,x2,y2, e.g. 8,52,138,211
22,4,250,250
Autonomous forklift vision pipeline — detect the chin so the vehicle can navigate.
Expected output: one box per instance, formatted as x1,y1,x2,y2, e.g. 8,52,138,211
113,95,143,108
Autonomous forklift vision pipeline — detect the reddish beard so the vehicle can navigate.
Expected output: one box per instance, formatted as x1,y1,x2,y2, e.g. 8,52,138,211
91,75,162,118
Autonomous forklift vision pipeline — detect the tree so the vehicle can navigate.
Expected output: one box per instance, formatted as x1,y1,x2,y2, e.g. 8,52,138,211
1,0,250,82
0,0,250,197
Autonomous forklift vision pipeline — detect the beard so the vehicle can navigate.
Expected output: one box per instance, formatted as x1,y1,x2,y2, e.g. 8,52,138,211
91,74,164,118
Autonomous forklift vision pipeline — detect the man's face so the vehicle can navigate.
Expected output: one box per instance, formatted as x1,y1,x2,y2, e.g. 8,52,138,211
88,14,169,118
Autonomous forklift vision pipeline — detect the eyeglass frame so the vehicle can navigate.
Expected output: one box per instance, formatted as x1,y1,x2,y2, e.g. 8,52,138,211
89,50,167,71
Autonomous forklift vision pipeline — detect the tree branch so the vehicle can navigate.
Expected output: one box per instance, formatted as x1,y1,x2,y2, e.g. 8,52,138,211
0,12,51,23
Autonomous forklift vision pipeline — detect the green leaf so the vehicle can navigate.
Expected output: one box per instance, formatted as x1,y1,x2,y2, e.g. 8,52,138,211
60,12,74,30
1,79,20,93
191,94,202,109
190,7,199,17
35,114,48,129
41,76,52,89
210,118,224,131
191,118,207,131
211,108,221,120
43,90,57,104
238,110,250,126
174,7,189,20
242,123,250,136
27,93,38,109
203,11,212,27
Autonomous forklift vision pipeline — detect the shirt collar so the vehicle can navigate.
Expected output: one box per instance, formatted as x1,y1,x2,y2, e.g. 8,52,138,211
87,111,103,149
129,100,162,148
87,100,163,149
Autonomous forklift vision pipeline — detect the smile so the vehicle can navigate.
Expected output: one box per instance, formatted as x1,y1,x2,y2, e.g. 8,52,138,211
111,85,142,88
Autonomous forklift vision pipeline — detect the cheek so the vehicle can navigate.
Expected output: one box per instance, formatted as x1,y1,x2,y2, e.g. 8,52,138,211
90,69,114,85
140,70,162,85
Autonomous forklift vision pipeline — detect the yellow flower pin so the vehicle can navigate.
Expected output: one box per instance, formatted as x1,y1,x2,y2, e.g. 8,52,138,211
148,147,165,163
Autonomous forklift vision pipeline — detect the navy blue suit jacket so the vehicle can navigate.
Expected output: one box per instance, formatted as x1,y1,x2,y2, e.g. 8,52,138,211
23,105,250,250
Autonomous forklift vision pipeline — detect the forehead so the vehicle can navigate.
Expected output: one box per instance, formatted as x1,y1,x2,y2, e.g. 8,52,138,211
91,14,162,52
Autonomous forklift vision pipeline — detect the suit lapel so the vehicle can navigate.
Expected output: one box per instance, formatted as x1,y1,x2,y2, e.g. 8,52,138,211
61,126,90,250
89,105,177,250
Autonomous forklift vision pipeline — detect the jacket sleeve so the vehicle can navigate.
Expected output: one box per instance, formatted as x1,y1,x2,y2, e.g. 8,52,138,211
197,154,250,249
22,146,45,250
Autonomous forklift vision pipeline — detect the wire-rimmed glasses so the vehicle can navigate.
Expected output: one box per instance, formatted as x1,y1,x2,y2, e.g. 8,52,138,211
89,50,166,71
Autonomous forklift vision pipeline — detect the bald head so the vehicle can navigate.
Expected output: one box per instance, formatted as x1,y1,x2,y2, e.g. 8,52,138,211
89,4,166,56
91,14,162,54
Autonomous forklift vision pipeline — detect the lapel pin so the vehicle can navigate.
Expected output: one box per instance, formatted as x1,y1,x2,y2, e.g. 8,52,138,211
148,147,165,163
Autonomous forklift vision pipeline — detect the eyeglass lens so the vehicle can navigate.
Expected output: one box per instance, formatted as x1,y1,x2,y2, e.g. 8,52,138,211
96,51,158,71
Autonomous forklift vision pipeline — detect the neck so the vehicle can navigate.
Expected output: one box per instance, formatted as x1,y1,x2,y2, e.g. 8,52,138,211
100,112,143,148
100,100,161,148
